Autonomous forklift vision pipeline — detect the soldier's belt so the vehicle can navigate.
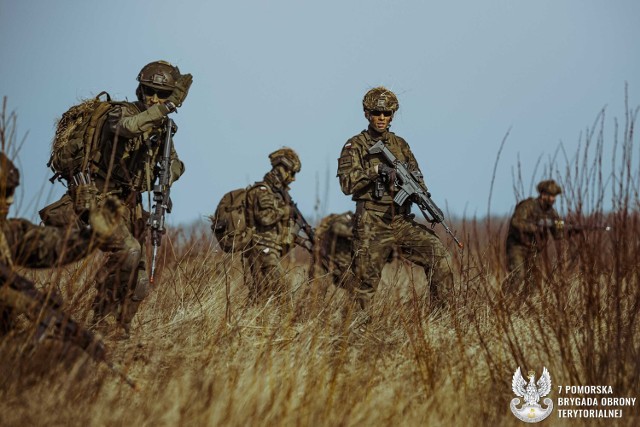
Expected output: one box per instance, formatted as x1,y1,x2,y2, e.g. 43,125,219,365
356,201,411,216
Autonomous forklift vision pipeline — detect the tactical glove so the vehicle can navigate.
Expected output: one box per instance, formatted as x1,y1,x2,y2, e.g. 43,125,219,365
378,164,397,185
74,183,98,215
88,196,126,245
167,73,193,108
537,218,563,232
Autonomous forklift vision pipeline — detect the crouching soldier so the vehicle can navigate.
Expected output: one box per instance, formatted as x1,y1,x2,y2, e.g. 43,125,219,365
0,152,121,335
40,60,192,337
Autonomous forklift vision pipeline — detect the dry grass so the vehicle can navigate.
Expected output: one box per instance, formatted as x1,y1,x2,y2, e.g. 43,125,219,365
1,95,640,426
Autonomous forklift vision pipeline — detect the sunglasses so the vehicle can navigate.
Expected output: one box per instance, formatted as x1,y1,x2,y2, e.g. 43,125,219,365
141,85,173,99
369,110,393,117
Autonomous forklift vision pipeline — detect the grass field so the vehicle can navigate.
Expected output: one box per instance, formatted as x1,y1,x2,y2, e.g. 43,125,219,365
1,97,639,426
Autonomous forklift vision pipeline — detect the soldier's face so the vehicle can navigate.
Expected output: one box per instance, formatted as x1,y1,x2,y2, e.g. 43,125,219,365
366,110,393,132
282,169,296,185
539,193,556,210
0,194,13,220
141,85,172,108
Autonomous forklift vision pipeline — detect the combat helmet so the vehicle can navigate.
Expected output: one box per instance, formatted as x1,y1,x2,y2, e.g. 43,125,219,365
537,179,562,196
269,147,301,173
362,87,399,113
136,60,180,101
0,152,20,197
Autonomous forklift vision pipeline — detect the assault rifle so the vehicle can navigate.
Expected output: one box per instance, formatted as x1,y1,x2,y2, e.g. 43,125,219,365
538,219,611,234
278,188,315,253
148,118,174,285
368,140,463,249
0,262,136,389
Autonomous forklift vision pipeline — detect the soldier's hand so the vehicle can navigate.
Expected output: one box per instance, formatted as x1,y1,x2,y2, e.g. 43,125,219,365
74,183,98,215
378,164,397,185
88,196,126,243
167,73,193,108
537,218,555,229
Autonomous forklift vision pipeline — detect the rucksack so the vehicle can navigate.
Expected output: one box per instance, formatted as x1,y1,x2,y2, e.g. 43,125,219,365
47,91,123,183
210,187,253,253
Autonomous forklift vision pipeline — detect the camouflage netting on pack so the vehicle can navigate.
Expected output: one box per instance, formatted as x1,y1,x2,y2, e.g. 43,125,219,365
49,93,116,181
53,98,101,152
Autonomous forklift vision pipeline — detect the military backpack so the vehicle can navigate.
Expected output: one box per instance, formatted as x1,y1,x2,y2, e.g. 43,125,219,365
210,187,253,253
47,91,124,183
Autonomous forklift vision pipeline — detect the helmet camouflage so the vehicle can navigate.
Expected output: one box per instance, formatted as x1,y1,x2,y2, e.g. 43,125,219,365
269,147,301,173
137,60,180,90
0,152,20,196
362,86,399,113
537,179,562,196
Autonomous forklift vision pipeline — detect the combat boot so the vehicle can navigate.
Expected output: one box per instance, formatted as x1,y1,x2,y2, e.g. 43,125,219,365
118,298,142,339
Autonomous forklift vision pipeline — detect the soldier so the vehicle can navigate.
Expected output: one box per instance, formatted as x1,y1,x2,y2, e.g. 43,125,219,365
311,212,356,289
39,60,192,336
0,152,119,335
337,87,454,318
503,179,564,296
243,148,305,302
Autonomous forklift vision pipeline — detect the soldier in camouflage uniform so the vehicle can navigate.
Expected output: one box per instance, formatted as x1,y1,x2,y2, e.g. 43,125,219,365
311,211,356,289
0,153,119,335
39,60,192,336
337,87,454,315
503,179,564,296
243,148,303,302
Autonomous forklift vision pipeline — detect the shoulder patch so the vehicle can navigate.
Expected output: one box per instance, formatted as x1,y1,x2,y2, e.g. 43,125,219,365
259,186,267,191
343,142,352,149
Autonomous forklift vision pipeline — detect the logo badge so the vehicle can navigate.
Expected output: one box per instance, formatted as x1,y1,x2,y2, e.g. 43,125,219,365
510,367,554,423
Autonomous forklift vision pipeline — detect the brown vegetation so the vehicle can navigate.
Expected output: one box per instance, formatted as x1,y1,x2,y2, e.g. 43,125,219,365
1,96,639,426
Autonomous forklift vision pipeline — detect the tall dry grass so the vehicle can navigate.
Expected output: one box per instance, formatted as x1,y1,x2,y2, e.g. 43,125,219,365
1,94,639,426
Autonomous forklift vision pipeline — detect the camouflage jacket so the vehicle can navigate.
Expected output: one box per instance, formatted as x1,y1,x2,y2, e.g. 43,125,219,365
245,171,294,252
315,212,354,272
92,101,184,195
337,127,423,208
506,197,561,249
0,218,96,268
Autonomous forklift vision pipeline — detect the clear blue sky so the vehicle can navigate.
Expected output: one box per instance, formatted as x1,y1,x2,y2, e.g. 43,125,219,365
1,1,639,226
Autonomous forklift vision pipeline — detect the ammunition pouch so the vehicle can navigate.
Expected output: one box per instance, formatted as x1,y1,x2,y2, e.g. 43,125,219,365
39,193,83,229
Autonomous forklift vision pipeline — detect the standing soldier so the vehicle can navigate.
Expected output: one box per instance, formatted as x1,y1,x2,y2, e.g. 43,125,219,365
244,148,307,302
40,60,192,337
503,179,564,297
337,87,454,319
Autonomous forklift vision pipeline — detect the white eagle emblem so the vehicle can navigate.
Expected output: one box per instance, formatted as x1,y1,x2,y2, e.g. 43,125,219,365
510,367,554,423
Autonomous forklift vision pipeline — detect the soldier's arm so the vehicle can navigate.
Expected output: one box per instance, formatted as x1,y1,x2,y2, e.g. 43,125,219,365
331,221,353,238
6,219,96,268
400,138,425,183
107,104,170,139
251,187,283,227
337,139,378,195
510,201,539,234
549,209,565,240
168,143,185,183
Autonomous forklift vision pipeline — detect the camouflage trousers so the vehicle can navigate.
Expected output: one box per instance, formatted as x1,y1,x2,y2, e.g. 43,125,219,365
39,193,149,331
503,241,542,300
352,207,454,310
243,244,287,303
